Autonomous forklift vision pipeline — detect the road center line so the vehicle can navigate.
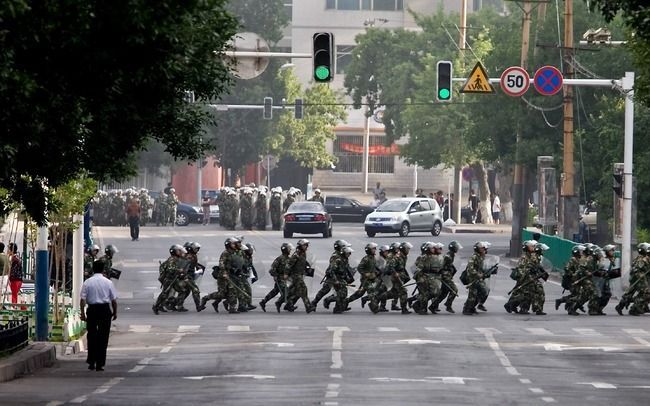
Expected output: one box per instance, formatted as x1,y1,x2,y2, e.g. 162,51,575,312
93,377,125,394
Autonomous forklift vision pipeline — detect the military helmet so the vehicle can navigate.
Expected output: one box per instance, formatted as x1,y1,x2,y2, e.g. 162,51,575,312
104,244,119,256
602,244,616,253
364,242,378,255
420,242,430,254
341,246,354,256
474,241,491,252
379,245,391,254
522,240,537,252
169,244,185,256
183,241,192,249
189,242,201,252
571,244,586,256
224,237,240,247
281,242,294,253
245,243,255,253
534,243,550,255
334,239,351,251
433,242,445,252
583,244,596,256
399,241,413,253
448,240,462,253
637,242,650,255
297,238,310,248
389,242,401,252
89,244,100,253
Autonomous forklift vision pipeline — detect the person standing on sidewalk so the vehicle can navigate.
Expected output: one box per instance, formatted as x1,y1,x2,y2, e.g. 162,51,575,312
7,243,23,304
491,192,501,224
202,193,212,225
80,260,118,371
126,198,141,241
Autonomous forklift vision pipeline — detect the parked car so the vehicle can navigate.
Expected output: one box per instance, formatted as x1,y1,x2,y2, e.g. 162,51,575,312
324,195,374,222
364,198,443,237
175,202,219,226
283,201,333,238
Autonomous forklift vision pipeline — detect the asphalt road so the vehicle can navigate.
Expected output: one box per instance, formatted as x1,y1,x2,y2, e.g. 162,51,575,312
1,223,648,406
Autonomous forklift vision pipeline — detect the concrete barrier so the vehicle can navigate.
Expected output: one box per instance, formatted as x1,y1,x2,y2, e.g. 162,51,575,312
0,342,56,383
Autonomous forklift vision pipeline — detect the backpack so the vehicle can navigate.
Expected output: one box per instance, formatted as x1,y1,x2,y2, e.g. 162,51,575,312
211,265,220,279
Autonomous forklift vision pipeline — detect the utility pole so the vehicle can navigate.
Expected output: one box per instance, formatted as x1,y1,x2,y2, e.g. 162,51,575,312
561,0,578,240
452,0,468,225
510,1,533,257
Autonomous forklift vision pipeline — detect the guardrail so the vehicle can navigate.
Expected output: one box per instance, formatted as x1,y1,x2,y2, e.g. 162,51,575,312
0,317,29,357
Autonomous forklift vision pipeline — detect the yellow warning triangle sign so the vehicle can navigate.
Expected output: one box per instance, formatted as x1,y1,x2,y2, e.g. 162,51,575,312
460,62,495,94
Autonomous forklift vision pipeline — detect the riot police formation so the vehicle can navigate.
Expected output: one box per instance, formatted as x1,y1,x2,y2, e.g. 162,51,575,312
144,237,648,318
92,185,304,230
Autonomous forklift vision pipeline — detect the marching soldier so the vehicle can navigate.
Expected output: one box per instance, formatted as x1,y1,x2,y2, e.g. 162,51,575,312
616,242,650,316
378,242,412,314
345,243,382,313
311,240,350,310
84,244,100,281
321,246,354,313
199,237,241,314
430,241,461,313
270,187,283,230
597,244,620,313
555,245,585,313
570,244,599,316
284,239,316,313
412,242,443,315
175,242,206,312
96,245,119,277
153,244,188,314
462,241,490,315
259,242,294,312
504,240,536,314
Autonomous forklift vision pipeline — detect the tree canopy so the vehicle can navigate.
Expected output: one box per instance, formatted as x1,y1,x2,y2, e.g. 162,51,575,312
0,0,238,223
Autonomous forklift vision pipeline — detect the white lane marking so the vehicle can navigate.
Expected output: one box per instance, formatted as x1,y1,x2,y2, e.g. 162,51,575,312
128,365,146,373
228,325,250,332
128,325,151,333
380,339,440,345
529,388,544,394
620,386,650,389
144,286,159,290
46,402,64,406
327,383,340,390
624,328,649,336
520,378,532,384
323,403,339,406
479,329,519,376
325,392,339,398
572,328,601,336
525,328,554,336
262,342,294,347
425,377,479,384
183,374,274,380
278,326,299,331
170,336,182,343
576,382,617,389
178,325,200,333
378,327,400,332
160,346,172,353
475,327,502,335
330,374,342,379
542,397,557,403
632,337,650,347
539,343,621,352
327,327,349,350
425,327,450,333
92,377,125,394
488,295,507,301
69,396,87,403
331,351,342,369
137,270,158,274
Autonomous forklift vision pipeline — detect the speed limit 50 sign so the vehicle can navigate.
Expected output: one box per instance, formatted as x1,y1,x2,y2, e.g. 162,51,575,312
500,66,530,97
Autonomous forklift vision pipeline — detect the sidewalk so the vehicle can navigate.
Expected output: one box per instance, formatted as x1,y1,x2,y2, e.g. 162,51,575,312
0,342,56,383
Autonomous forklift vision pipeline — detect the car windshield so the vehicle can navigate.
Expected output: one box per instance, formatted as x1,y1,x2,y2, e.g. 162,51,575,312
376,200,410,212
289,202,323,212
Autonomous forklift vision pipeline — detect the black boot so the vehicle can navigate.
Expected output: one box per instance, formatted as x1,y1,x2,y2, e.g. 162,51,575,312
259,301,267,313
391,304,401,311
361,296,368,308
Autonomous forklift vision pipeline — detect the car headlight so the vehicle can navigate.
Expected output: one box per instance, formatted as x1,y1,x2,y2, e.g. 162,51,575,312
193,206,202,213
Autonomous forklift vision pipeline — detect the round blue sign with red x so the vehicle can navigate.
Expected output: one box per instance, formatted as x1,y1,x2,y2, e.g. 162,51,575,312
533,66,563,96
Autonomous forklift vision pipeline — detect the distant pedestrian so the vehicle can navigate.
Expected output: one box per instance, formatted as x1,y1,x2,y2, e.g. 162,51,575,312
491,192,501,224
80,260,118,372
125,198,141,241
373,182,385,201
468,189,479,224
202,193,212,225
7,243,22,304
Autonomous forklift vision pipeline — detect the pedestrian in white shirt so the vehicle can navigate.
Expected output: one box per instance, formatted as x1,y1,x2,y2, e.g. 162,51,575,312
492,192,501,224
80,261,118,371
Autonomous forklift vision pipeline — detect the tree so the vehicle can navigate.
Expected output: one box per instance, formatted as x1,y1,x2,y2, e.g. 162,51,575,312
0,0,239,223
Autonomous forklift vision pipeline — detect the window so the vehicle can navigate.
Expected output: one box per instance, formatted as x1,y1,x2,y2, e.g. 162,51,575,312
326,0,402,10
410,202,422,212
420,200,432,210
336,45,354,74
283,1,293,22
333,134,395,173
326,197,342,205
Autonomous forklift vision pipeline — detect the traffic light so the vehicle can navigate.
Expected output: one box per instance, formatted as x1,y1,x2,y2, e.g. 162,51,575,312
436,61,453,102
263,97,273,120
313,32,334,82
294,98,304,119
613,172,623,197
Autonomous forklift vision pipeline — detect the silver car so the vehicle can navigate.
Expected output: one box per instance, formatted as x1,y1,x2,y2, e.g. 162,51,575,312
364,198,444,237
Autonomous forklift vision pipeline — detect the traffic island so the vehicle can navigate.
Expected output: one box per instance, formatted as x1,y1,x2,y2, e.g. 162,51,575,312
0,342,56,382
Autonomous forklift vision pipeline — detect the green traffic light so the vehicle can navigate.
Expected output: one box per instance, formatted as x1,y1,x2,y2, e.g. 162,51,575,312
315,65,330,81
439,88,450,100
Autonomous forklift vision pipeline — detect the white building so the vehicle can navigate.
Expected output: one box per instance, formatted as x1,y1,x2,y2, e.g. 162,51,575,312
282,0,502,196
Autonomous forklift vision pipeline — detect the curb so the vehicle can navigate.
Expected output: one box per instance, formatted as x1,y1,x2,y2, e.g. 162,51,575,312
55,332,87,356
443,226,510,234
0,342,56,383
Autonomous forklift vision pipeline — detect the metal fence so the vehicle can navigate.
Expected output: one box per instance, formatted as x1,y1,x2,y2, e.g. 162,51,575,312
333,134,395,174
0,317,29,357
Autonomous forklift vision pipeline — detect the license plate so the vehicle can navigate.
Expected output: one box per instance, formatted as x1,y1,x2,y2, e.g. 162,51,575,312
297,216,311,221
373,222,383,227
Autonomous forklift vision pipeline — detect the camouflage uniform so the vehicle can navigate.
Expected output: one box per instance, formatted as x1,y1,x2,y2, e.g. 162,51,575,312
154,193,168,226
259,253,291,312
378,252,410,314
462,252,485,315
234,249,257,311
556,254,581,312
166,191,178,226
175,252,203,312
153,255,186,313
255,193,267,230
138,190,153,226
283,194,295,213
227,193,239,230
571,254,598,315
200,247,240,313
345,252,382,313
311,251,349,313
239,192,254,230
617,254,649,315
83,252,97,281
285,249,315,313
431,250,458,312
270,192,283,230
412,250,443,315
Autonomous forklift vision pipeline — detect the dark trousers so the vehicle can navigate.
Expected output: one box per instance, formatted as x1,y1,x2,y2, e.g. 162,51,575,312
86,304,112,368
128,216,140,240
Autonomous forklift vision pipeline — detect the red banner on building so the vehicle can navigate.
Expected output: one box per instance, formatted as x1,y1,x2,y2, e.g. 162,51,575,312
340,143,399,156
